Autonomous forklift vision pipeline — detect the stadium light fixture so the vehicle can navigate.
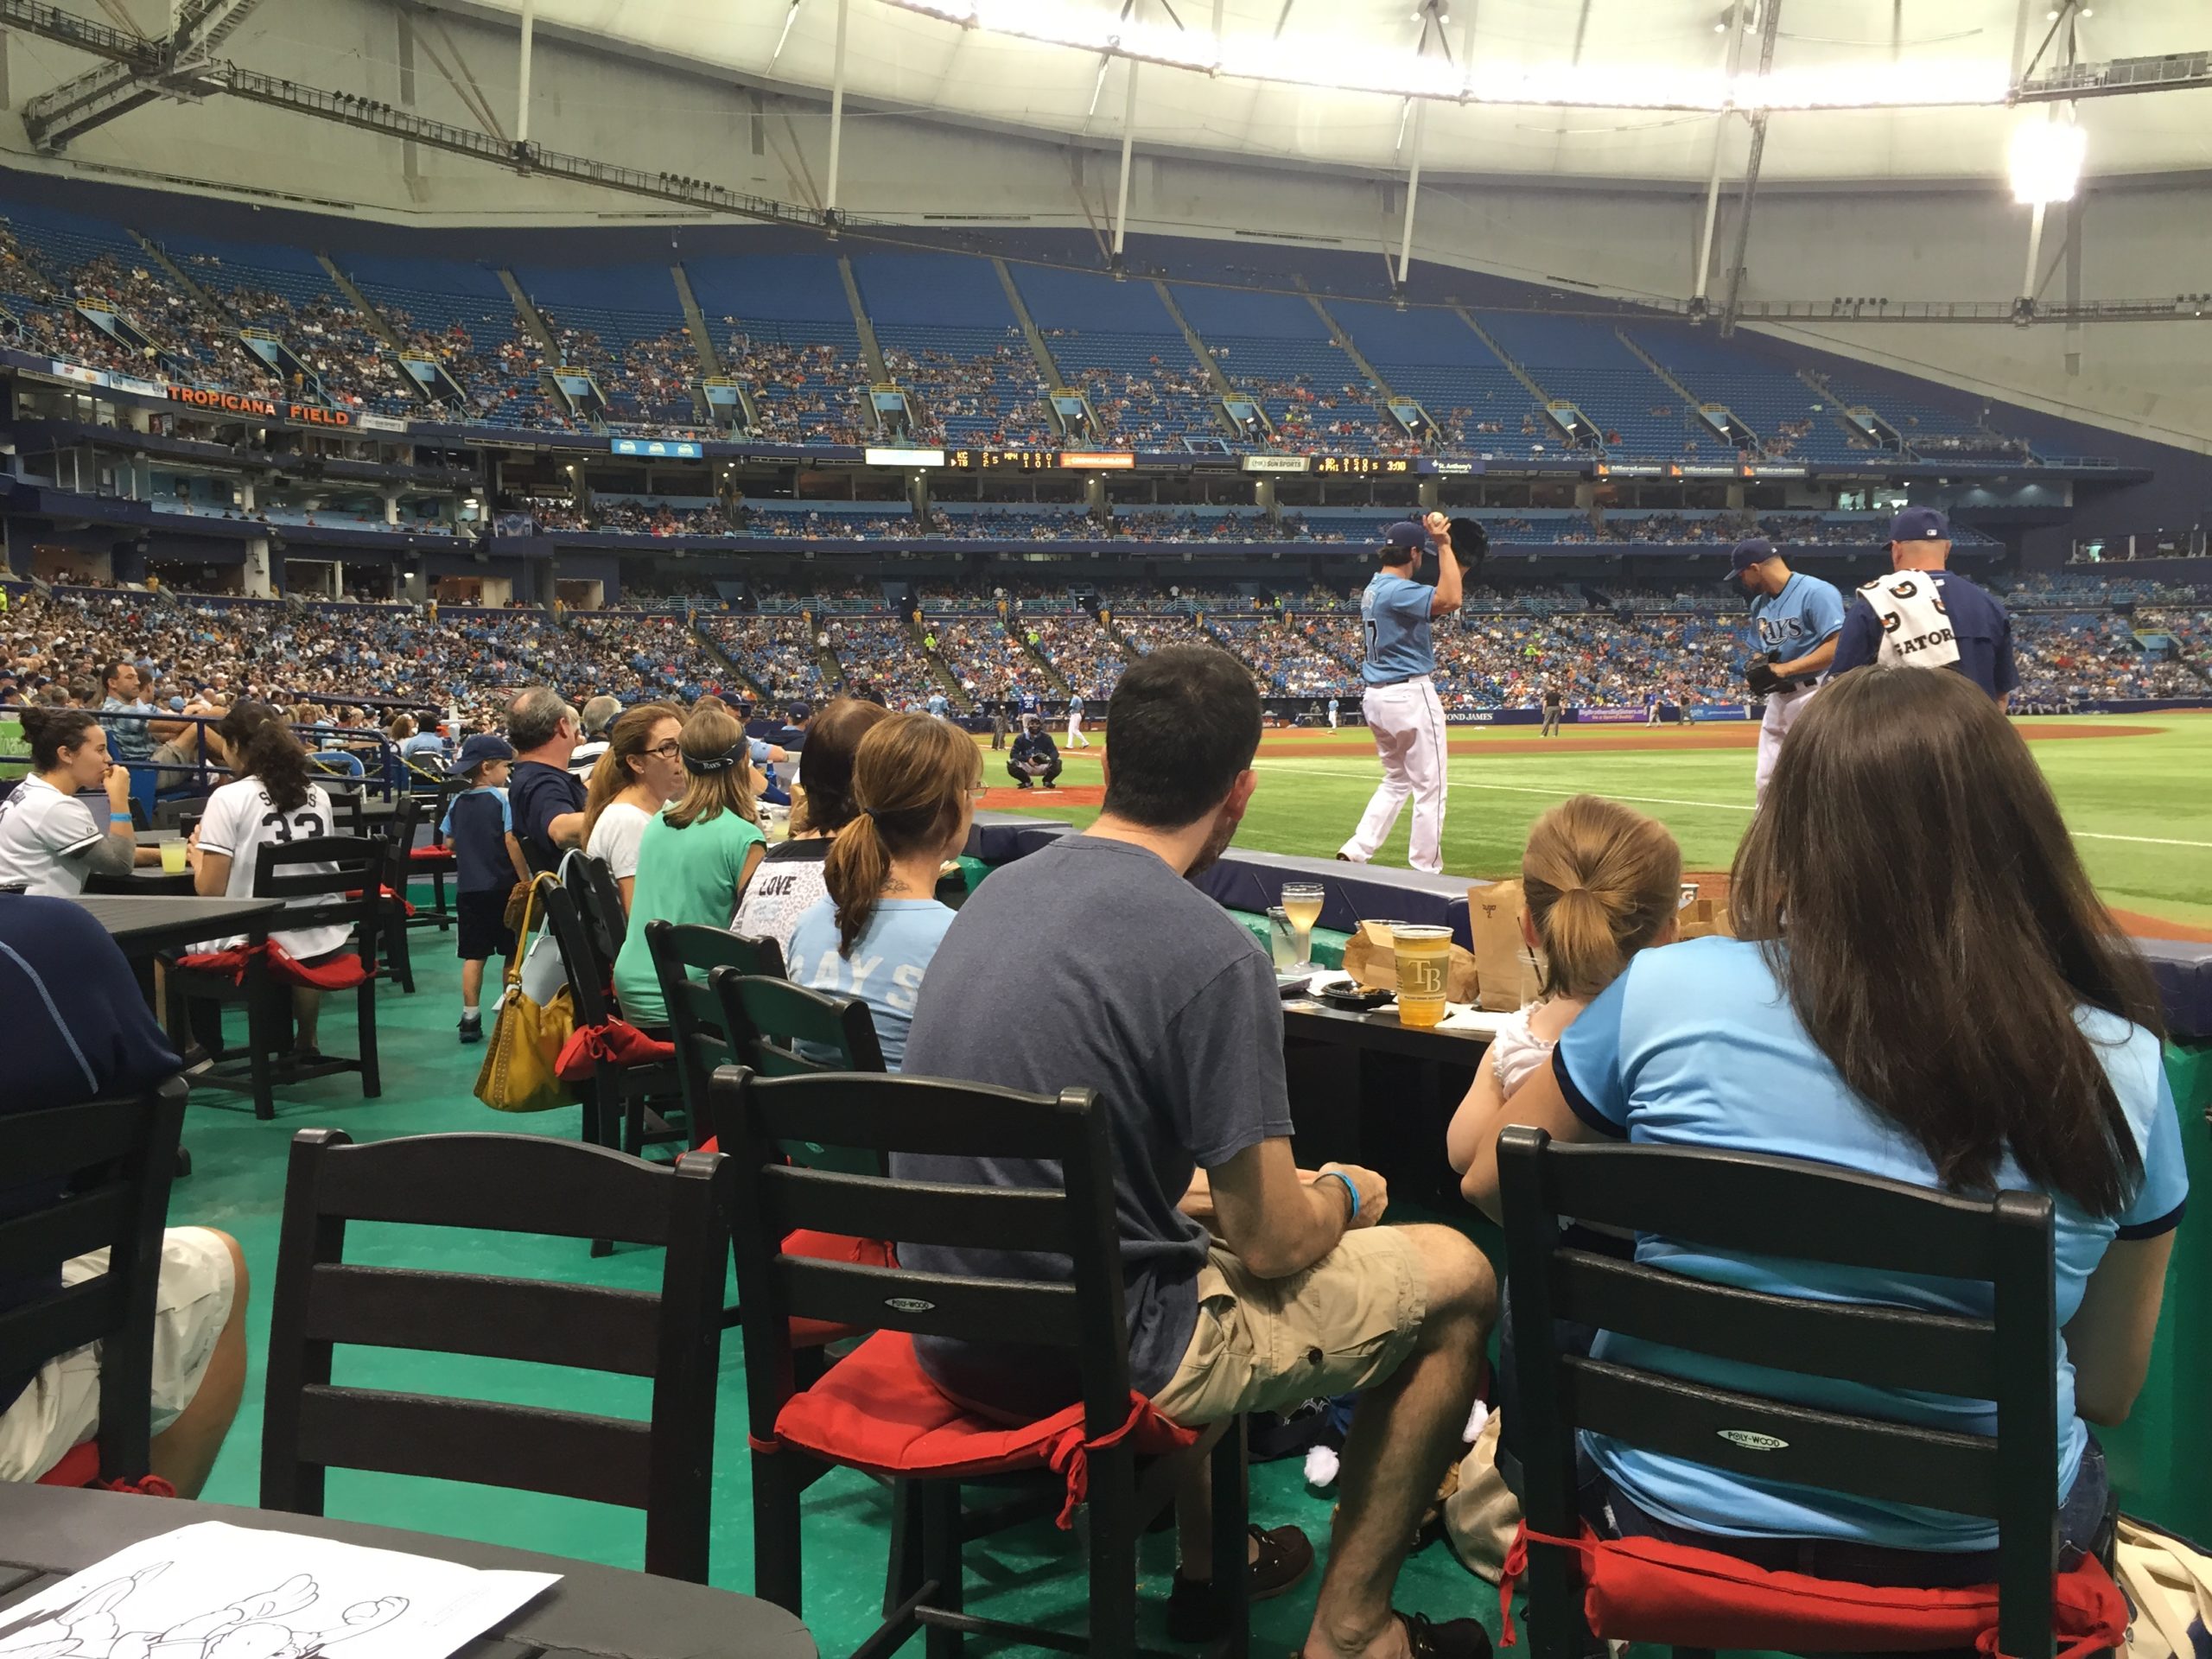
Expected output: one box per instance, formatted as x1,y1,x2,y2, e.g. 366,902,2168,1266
2009,116,2086,202
884,0,2011,109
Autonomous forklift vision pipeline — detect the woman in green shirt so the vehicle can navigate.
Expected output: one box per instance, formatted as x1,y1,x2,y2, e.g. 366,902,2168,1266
611,702,766,1026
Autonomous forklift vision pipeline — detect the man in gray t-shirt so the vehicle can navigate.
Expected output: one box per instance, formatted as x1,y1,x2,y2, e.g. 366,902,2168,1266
899,645,1497,1659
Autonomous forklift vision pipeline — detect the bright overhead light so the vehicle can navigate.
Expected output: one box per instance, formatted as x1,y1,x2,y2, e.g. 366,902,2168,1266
884,0,2010,110
2010,117,2086,203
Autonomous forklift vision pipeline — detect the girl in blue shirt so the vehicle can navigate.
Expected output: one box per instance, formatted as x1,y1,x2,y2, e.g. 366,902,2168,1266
1458,665,2183,1571
785,712,981,1071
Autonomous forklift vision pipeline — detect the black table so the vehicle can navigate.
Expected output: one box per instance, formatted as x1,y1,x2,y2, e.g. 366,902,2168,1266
71,893,285,958
1281,995,1496,1210
0,1486,815,1659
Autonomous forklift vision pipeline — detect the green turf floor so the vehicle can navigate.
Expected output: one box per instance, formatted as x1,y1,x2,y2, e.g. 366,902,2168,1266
182,934,1496,1651
988,715,2212,931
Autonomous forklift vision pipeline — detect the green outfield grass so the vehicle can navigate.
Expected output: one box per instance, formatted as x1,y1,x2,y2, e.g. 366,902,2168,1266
988,714,2212,934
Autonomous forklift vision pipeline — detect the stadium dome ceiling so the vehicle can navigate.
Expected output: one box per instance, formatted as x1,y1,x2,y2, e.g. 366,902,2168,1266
470,0,2209,187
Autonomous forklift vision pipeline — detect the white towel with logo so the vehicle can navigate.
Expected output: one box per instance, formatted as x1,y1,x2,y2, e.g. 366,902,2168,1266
1857,572,1961,670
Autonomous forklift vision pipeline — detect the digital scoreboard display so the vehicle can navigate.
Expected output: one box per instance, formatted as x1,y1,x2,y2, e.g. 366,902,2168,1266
944,448,1060,470
1313,455,1416,475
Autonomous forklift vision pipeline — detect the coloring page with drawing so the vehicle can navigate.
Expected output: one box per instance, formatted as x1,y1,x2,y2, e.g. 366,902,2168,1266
0,1521,558,1659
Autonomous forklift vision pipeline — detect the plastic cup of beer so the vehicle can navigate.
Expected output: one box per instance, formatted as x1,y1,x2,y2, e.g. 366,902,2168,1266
1281,881,1325,971
158,836,188,874
1391,925,1453,1028
762,804,791,845
1266,906,1300,969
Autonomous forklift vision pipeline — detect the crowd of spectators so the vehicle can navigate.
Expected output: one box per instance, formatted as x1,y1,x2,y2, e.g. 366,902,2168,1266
9,570,2202,724
723,329,866,445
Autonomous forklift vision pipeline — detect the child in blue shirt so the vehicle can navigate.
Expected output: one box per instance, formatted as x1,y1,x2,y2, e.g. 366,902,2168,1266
443,733,528,1044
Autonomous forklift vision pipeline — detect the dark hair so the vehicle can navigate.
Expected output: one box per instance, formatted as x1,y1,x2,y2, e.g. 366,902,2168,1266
823,712,978,957
1731,665,2160,1217
101,658,134,690
792,696,892,836
216,700,314,814
1098,645,1262,829
23,706,100,770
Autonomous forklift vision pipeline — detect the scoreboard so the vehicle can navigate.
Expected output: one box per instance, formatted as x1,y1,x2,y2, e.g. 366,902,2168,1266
942,448,1445,474
1313,455,1416,476
944,448,1058,470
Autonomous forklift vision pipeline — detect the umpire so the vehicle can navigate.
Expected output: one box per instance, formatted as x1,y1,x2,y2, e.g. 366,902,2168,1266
1830,506,2018,705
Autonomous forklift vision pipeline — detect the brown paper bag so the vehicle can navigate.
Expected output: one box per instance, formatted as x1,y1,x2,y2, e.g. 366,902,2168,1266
1466,880,1541,1012
1675,897,1736,941
1341,921,1478,1001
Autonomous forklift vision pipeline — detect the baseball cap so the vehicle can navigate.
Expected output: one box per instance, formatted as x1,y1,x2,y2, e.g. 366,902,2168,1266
1384,520,1427,555
452,733,515,775
1888,505,1950,543
1726,537,1775,578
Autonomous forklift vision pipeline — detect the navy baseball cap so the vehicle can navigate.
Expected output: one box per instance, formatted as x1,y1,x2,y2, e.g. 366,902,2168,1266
452,733,515,775
1888,505,1950,543
1726,537,1775,578
1384,520,1427,554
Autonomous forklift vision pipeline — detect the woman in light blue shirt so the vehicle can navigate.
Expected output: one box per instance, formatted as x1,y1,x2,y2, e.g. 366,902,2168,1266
1459,665,2184,1576
785,711,981,1070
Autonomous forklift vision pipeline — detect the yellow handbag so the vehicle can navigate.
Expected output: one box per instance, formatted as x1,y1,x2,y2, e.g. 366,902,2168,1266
474,874,580,1113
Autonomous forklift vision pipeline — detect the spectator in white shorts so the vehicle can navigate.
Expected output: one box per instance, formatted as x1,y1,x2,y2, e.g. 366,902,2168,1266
0,895,247,1493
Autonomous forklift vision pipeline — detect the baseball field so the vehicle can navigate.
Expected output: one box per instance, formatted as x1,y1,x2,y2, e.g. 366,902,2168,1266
982,712,2212,938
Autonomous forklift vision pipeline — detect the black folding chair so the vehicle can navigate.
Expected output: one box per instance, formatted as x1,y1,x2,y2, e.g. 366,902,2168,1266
3,1077,188,1486
404,779,461,931
568,854,632,972
710,967,883,1081
260,1128,732,1582
538,882,685,1181
644,920,787,1141
373,794,420,994
167,836,385,1120
718,1066,1250,1658
1497,1125,2081,1659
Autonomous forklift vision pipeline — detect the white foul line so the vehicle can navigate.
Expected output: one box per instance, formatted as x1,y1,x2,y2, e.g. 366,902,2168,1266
1253,761,2212,848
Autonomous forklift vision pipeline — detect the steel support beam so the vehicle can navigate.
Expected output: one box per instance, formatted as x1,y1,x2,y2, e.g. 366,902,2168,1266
1719,0,1782,336
824,0,849,221
21,0,260,150
1395,95,1425,289
1111,58,1140,263
1692,2,1750,311
514,0,532,144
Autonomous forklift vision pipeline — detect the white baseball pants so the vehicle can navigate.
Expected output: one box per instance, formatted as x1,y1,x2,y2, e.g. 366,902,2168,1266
1066,713,1087,747
1339,677,1448,874
1755,682,1821,803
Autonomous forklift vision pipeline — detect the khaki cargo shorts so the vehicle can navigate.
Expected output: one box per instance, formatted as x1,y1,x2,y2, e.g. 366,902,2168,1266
1149,1226,1426,1428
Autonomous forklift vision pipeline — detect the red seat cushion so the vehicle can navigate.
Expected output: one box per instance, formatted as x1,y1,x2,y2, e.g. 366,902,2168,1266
555,1020,679,1083
174,943,373,990
1498,1523,2129,1659
408,845,456,863
784,1230,895,1349
36,1442,174,1497
766,1330,1197,1528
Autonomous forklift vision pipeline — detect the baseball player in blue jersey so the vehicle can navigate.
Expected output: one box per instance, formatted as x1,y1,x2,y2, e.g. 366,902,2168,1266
1326,696,1339,730
1731,536,1846,801
1065,690,1088,747
926,690,950,720
1338,512,1475,874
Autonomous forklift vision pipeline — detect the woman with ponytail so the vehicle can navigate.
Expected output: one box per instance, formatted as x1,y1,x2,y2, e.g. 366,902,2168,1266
580,701,683,911
609,702,767,1026
1446,794,1681,1179
1454,668,2185,1575
0,707,154,893
191,700,351,1057
783,712,981,1069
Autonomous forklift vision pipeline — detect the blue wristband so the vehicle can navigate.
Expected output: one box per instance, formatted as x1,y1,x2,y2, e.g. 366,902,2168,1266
1321,1169,1359,1222
109,812,132,823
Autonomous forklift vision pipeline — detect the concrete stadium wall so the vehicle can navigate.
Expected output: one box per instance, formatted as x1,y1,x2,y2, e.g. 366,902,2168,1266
2,0,2204,451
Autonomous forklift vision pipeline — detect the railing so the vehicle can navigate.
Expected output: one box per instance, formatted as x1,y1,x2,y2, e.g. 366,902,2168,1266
0,708,420,810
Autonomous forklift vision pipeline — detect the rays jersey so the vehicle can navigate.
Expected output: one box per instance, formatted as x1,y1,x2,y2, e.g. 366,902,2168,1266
1360,571,1436,683
1747,572,1845,677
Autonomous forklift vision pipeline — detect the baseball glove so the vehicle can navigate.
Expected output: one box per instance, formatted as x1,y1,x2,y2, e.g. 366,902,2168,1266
1745,659,1783,696
1447,517,1489,575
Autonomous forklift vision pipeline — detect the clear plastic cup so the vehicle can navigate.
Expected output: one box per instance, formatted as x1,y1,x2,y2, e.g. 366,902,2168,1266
1391,925,1453,1028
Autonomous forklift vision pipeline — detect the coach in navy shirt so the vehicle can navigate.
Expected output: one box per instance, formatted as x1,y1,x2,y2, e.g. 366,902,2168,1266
1831,506,2018,702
